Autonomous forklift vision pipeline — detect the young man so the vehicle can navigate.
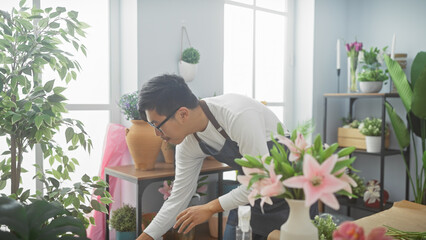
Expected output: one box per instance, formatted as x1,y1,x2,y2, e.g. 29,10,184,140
136,74,316,240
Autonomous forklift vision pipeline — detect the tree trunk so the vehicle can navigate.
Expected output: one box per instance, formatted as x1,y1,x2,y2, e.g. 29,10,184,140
10,134,19,195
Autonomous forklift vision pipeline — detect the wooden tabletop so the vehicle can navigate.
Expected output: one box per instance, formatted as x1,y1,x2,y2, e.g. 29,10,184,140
105,157,232,181
324,93,399,97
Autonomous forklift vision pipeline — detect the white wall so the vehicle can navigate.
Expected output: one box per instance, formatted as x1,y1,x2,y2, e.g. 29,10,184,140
138,0,224,98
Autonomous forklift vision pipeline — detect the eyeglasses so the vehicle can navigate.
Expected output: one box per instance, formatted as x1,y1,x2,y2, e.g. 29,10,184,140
147,107,180,134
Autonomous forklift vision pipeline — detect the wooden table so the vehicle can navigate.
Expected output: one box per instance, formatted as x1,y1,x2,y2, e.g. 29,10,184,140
105,157,231,240
267,200,426,240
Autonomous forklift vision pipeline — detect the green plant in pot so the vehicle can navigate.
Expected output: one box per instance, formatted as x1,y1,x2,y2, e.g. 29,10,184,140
110,204,137,240
358,47,389,93
0,0,112,227
0,196,88,240
349,172,366,199
384,52,426,204
179,47,200,82
358,117,389,153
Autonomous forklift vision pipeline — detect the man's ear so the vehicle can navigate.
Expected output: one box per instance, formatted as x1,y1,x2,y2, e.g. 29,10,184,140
176,107,189,123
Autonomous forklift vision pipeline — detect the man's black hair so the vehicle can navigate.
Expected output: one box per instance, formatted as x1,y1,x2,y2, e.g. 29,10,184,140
138,74,199,121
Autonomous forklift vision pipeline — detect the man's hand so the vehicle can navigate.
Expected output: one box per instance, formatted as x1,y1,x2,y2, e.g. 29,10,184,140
136,232,154,240
174,199,223,234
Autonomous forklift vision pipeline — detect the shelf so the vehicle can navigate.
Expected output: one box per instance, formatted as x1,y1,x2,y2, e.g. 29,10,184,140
324,93,399,98
337,196,393,213
338,147,402,157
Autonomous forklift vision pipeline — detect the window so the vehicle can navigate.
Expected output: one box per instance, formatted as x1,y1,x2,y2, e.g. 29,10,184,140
223,0,292,123
223,0,292,180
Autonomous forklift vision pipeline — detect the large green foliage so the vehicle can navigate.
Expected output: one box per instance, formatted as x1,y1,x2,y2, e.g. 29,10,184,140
0,196,89,240
0,0,112,228
384,53,426,204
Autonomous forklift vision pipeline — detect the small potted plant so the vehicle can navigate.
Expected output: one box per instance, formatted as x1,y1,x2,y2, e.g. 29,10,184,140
178,47,200,82
312,214,337,240
358,47,389,93
358,117,389,153
118,91,162,170
110,204,137,240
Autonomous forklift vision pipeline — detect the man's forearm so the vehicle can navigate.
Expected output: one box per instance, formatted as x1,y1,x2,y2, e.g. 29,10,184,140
206,198,224,214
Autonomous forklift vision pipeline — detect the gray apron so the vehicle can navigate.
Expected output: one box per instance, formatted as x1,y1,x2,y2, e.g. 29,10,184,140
194,101,317,237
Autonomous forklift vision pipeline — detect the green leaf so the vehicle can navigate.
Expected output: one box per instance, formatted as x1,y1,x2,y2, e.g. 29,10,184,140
277,122,285,136
90,199,101,211
53,86,66,94
411,65,426,119
43,79,55,92
52,169,61,179
16,19,33,30
72,40,79,51
384,54,412,112
0,197,28,236
337,147,356,158
35,115,43,129
411,51,426,88
19,0,26,8
100,197,113,204
20,189,30,202
24,101,32,111
72,134,79,146
244,155,263,168
56,7,66,13
82,174,90,183
49,22,60,28
0,180,6,190
47,94,67,102
11,114,22,124
65,127,74,143
385,102,410,149
234,158,254,168
323,143,339,159
332,157,356,174
67,10,78,19
38,18,48,28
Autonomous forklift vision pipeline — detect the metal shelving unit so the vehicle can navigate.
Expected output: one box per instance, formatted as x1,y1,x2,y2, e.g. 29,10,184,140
323,93,410,215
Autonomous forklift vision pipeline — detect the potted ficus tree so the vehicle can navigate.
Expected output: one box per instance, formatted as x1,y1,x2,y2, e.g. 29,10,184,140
358,47,389,93
0,0,112,227
359,117,389,153
384,52,426,204
178,47,200,82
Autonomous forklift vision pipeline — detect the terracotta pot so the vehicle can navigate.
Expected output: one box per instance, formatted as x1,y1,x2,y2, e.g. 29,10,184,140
125,120,162,170
161,141,175,164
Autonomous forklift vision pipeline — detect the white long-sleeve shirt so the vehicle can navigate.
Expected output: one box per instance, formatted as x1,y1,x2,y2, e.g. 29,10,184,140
144,93,282,239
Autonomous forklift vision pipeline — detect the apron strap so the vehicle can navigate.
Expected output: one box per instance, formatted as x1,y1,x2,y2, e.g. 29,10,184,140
193,100,230,142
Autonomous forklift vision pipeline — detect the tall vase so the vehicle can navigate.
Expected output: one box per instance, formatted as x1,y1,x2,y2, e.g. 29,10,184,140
125,120,162,170
280,199,318,240
161,141,175,164
347,56,358,92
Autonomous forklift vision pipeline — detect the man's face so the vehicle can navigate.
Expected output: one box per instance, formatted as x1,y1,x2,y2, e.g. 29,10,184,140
145,108,186,145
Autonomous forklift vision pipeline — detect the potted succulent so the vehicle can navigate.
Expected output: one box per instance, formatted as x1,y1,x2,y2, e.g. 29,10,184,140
118,91,162,170
178,47,200,82
0,196,88,239
358,117,389,153
0,0,112,228
358,47,389,93
110,204,137,240
384,52,426,204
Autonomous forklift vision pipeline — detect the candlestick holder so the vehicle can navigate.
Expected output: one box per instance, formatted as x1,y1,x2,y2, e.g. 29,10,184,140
337,69,341,93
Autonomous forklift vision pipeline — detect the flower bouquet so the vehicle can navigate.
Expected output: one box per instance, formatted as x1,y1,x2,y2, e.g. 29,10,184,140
118,90,141,120
235,123,357,239
346,41,363,92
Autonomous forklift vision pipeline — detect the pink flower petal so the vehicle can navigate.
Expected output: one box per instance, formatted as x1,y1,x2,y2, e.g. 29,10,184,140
320,154,338,174
283,176,306,188
319,192,340,210
303,154,321,177
277,135,297,153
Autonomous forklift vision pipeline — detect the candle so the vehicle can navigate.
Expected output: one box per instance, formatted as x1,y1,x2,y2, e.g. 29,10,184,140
391,33,396,59
337,39,341,69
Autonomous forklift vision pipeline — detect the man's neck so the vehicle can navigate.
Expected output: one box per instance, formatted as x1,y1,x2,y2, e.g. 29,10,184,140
188,104,209,134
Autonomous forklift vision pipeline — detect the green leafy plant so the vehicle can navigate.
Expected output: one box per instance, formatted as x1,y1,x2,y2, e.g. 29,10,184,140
110,204,136,232
0,0,112,227
384,52,426,204
312,214,337,240
181,47,200,64
0,196,89,240
349,173,366,198
118,90,141,120
359,117,389,136
358,47,389,82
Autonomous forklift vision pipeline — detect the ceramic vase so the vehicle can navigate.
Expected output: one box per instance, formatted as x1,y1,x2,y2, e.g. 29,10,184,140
178,60,198,82
161,141,175,164
365,136,382,153
280,199,318,240
116,231,136,240
125,120,162,170
359,81,383,93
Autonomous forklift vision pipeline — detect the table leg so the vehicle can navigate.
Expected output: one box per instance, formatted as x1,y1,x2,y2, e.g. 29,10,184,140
136,181,142,236
105,173,110,240
218,172,223,240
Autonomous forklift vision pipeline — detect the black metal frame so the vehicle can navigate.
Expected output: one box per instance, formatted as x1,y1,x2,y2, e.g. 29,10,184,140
323,93,410,215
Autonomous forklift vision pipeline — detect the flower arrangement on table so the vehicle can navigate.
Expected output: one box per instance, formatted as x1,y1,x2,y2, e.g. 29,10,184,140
118,90,141,120
358,117,389,137
158,176,209,201
346,40,363,92
235,123,358,212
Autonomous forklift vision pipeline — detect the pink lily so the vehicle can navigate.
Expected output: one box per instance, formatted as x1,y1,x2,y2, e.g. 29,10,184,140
259,160,285,211
283,154,347,210
277,133,308,162
158,180,173,200
237,166,267,206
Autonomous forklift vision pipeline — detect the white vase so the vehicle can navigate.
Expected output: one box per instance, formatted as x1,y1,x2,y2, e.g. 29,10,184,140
280,199,318,240
178,60,198,82
365,136,382,153
359,81,383,93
